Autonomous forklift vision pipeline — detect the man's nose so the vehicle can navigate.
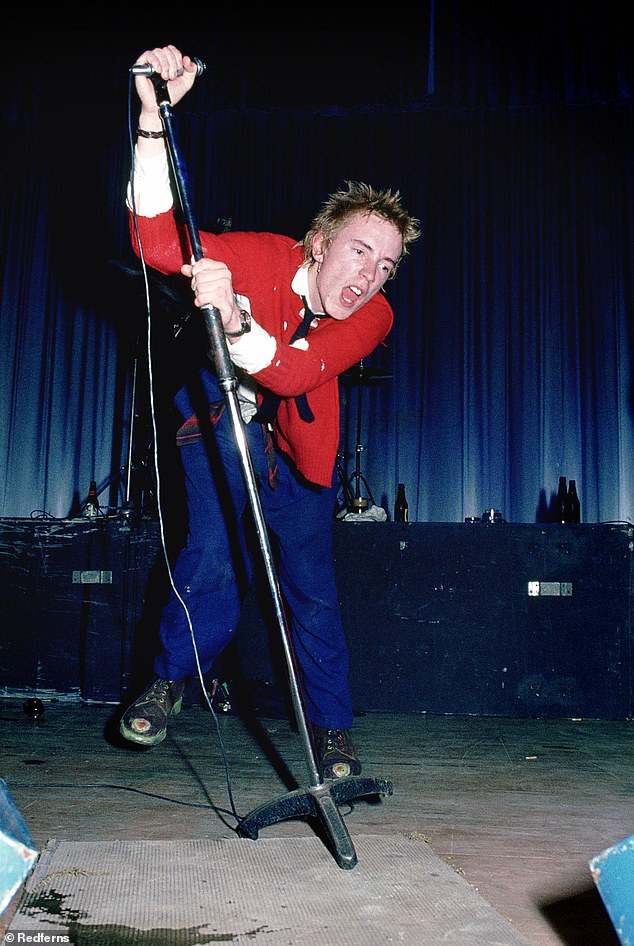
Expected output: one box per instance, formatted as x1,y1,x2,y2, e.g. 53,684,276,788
359,259,379,283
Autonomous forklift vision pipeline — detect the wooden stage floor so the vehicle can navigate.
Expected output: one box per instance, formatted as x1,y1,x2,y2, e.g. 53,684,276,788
0,698,630,945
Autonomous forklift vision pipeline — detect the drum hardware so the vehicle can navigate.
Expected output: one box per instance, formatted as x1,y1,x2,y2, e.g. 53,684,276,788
339,360,392,513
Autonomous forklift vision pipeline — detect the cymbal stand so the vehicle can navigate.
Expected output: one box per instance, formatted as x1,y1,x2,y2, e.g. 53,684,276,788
335,451,355,517
146,74,392,870
347,360,375,512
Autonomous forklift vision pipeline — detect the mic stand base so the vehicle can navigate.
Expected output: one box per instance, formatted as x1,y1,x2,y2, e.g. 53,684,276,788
238,776,393,870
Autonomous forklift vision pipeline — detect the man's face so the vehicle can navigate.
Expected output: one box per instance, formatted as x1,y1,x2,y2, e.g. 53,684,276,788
311,213,403,321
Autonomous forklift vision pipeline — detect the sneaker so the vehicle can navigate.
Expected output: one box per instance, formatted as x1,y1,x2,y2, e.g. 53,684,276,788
312,726,362,779
119,678,185,747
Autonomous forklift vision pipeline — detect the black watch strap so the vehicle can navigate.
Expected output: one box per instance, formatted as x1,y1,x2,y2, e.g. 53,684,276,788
225,309,252,338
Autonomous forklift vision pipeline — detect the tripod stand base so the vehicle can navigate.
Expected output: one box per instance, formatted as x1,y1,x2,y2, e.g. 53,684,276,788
238,777,393,870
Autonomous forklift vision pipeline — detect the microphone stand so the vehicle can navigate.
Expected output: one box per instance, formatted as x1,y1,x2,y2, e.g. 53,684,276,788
146,76,391,870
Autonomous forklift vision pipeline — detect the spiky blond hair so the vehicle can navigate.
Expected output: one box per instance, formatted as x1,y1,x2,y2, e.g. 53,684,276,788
300,181,420,277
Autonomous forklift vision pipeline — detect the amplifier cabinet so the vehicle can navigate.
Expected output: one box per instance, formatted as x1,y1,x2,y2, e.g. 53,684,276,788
0,517,165,703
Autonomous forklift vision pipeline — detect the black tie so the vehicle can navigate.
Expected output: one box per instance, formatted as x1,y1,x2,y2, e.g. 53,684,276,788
254,298,316,424
290,297,317,343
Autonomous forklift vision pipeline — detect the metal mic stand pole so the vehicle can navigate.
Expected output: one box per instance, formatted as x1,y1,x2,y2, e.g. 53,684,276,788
148,76,391,870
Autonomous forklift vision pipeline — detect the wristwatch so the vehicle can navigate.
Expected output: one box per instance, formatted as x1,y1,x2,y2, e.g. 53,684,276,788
224,309,252,338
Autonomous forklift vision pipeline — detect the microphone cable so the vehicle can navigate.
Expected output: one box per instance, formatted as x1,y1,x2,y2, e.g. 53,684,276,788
125,70,243,828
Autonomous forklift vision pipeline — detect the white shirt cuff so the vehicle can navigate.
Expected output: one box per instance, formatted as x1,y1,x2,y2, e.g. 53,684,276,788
229,321,277,373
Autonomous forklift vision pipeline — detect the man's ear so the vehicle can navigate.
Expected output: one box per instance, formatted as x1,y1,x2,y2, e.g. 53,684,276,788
311,231,326,264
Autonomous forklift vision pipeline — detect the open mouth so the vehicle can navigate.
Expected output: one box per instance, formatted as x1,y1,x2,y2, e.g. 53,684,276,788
341,285,363,307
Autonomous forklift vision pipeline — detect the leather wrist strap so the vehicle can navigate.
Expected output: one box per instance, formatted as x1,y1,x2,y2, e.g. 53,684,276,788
137,127,165,139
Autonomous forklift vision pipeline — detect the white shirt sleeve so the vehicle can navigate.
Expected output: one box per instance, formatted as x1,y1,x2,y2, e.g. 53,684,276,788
228,321,277,374
126,148,173,217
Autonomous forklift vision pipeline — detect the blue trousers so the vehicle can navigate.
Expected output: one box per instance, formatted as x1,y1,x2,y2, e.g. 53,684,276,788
155,376,353,730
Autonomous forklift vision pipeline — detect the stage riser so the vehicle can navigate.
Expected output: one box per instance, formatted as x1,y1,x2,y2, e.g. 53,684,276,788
0,519,631,719
337,523,633,719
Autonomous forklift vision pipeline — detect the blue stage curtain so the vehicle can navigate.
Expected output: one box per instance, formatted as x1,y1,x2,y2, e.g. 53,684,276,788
0,11,631,524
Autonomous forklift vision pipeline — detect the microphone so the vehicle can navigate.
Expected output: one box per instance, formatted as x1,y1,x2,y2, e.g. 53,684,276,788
131,58,206,78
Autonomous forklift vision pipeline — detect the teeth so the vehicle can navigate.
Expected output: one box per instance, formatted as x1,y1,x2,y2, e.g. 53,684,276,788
349,286,362,296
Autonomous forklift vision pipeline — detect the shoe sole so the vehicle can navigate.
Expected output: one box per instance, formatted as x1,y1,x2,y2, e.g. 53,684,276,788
119,695,183,747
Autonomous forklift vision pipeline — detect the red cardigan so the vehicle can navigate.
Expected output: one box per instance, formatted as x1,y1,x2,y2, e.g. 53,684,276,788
130,210,394,487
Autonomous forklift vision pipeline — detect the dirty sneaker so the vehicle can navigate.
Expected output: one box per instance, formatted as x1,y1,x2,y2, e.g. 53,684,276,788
119,678,185,747
312,726,362,779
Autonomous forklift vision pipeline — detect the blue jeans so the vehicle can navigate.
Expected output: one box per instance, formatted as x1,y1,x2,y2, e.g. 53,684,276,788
154,372,353,730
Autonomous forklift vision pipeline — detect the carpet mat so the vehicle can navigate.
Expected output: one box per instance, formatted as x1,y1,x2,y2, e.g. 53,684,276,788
8,835,534,945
